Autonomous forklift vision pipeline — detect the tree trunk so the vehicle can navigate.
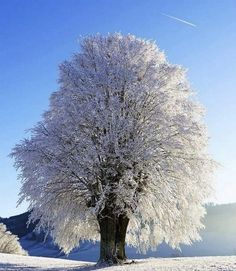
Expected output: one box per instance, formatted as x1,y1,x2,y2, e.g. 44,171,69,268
97,209,129,265
115,215,129,260
98,209,117,264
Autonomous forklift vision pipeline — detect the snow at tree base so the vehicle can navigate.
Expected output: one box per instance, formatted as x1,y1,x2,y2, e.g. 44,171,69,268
11,34,215,264
1,253,236,271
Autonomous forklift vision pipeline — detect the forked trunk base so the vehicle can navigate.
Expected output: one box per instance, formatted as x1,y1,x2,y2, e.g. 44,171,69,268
97,211,129,265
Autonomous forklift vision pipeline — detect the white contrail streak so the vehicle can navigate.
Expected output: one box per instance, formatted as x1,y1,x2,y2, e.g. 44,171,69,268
161,13,197,28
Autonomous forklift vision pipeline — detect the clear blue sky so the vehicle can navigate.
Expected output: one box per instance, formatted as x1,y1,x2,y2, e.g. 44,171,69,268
1,0,236,217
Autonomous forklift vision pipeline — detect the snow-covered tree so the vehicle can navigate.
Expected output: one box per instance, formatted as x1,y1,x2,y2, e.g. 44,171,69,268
0,223,28,255
11,34,214,264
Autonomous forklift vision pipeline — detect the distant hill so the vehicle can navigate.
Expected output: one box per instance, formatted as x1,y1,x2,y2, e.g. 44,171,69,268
0,211,35,238
1,203,236,261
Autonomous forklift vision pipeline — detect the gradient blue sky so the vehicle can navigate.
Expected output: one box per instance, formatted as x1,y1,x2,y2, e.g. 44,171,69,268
1,0,236,217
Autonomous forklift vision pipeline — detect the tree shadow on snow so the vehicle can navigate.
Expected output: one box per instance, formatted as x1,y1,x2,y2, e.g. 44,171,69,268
69,264,115,271
0,263,110,271
0,263,38,270
69,261,140,271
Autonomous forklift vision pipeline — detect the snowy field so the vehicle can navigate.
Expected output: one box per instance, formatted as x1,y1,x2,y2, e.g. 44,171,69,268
1,253,236,271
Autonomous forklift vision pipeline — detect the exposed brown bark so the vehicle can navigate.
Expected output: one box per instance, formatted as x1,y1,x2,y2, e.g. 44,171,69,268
97,208,129,265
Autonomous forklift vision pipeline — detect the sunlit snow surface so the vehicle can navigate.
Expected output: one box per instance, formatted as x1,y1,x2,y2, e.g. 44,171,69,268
1,253,236,271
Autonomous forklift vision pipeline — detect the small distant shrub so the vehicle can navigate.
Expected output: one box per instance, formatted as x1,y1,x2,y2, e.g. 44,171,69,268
0,223,28,255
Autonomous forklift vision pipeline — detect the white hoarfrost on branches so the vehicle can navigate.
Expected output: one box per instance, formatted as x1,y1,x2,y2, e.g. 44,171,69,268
0,223,28,255
11,34,214,255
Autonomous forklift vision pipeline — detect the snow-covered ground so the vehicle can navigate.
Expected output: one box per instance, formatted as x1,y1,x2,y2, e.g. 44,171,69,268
1,253,236,271
0,253,90,270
